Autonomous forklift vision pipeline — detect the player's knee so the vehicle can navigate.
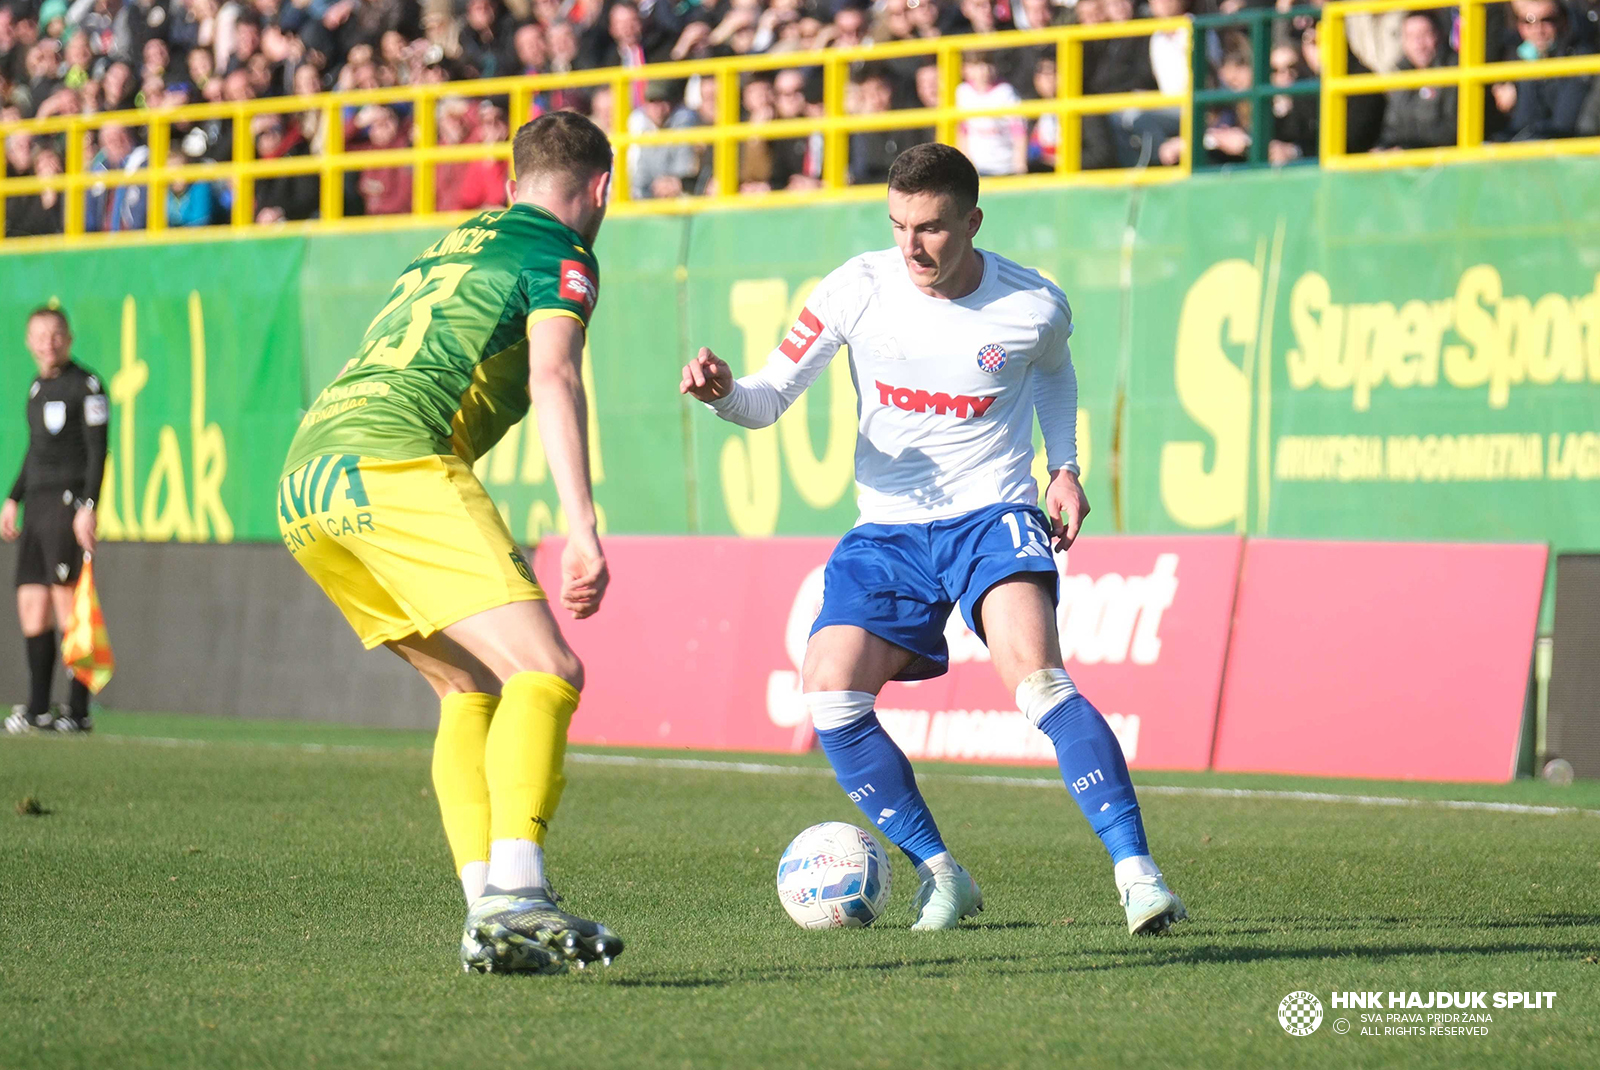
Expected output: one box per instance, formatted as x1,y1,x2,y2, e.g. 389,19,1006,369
801,666,840,693
507,647,584,692
16,585,52,632
17,606,51,634
553,650,585,694
420,663,497,700
801,644,850,694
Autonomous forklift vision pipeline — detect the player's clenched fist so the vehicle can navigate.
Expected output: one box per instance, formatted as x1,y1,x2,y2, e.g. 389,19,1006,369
679,347,733,402
560,530,609,619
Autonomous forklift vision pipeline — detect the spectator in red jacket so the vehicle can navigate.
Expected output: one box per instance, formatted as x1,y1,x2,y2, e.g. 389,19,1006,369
436,99,509,212
350,104,411,216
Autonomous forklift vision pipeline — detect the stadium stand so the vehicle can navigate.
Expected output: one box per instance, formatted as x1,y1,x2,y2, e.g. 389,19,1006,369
1,0,1598,238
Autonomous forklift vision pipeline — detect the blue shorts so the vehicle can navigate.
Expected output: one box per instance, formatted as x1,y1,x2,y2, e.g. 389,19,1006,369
810,502,1061,681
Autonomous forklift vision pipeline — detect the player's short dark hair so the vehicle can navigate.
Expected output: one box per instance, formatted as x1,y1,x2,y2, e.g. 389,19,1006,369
512,112,613,189
27,305,68,331
887,143,980,213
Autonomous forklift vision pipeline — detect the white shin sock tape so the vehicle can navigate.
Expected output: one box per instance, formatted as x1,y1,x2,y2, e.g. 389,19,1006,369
805,690,877,731
1015,668,1078,726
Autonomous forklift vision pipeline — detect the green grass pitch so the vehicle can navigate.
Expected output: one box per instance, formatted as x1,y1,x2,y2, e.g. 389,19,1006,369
3,712,1598,1069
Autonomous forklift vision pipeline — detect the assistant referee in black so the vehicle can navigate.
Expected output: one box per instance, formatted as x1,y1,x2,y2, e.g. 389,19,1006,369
1,306,107,734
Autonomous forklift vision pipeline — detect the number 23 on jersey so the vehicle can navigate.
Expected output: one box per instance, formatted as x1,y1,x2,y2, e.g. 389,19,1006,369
344,263,473,373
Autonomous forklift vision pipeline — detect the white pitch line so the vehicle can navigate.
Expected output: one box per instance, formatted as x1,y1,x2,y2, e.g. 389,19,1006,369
89,734,1600,819
96,734,419,756
566,753,1600,819
1135,784,1600,818
569,752,832,777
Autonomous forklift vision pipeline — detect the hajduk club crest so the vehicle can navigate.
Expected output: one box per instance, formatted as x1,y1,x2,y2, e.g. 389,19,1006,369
976,343,1007,373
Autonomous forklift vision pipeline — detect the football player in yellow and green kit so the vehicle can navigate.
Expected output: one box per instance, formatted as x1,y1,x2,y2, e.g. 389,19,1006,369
278,112,621,975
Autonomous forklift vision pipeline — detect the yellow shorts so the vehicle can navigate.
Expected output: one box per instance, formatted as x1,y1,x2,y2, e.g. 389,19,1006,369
278,453,543,649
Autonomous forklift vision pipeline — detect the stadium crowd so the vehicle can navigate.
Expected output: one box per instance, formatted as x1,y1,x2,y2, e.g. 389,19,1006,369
3,0,1598,234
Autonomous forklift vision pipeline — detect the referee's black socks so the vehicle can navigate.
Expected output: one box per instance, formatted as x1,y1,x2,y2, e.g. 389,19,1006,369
25,631,56,718
68,678,89,720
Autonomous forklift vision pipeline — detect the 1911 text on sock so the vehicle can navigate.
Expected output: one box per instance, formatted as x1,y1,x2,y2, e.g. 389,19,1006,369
1069,769,1105,794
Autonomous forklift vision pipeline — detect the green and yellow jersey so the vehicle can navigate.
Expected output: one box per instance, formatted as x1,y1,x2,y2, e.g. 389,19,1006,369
283,203,599,475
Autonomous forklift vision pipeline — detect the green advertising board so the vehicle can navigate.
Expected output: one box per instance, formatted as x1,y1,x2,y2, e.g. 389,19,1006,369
1123,160,1600,547
0,238,305,543
1,157,1596,586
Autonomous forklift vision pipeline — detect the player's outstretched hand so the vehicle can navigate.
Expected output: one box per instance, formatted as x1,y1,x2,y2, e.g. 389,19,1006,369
680,347,733,402
1045,468,1090,552
561,530,609,619
0,499,17,542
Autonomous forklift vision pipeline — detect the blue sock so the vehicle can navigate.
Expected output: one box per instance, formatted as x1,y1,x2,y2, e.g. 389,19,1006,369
1036,694,1149,863
815,712,947,868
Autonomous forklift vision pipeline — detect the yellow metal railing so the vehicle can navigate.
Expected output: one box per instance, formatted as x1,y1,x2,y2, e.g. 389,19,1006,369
9,5,1595,247
0,21,1191,247
1321,0,1600,168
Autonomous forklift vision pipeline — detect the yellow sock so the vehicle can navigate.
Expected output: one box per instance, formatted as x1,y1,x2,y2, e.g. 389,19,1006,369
432,692,496,875
485,671,580,846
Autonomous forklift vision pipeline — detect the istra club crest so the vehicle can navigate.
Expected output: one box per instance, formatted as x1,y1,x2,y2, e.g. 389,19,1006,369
976,343,1007,373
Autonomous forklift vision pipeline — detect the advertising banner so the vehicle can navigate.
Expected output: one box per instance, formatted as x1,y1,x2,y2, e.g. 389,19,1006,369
0,239,306,543
1211,539,1547,782
538,533,1239,768
532,535,825,754
4,158,1596,592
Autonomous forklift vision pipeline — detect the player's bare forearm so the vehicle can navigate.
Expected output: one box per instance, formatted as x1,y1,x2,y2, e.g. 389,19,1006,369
528,314,608,617
1032,341,1081,551
528,315,598,538
532,376,594,532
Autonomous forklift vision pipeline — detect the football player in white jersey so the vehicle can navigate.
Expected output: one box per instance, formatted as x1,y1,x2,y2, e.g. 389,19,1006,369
681,144,1184,935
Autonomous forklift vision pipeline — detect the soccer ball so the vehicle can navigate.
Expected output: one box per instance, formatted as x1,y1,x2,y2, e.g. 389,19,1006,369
775,821,892,929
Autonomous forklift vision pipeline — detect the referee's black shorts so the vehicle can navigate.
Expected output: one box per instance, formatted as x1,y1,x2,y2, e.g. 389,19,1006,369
15,489,82,588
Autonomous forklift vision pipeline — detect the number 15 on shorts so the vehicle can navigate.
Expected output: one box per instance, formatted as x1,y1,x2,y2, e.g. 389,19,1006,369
1001,512,1051,559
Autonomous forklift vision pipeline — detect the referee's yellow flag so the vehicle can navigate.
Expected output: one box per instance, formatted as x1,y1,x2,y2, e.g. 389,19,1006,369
62,554,114,693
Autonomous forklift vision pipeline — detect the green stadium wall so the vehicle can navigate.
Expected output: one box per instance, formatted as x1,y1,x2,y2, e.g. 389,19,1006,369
2,158,1596,589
